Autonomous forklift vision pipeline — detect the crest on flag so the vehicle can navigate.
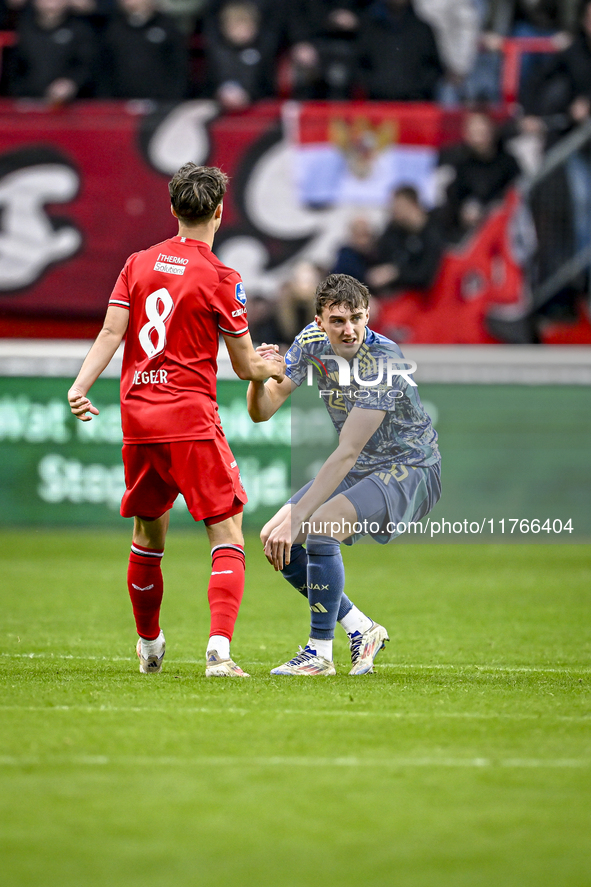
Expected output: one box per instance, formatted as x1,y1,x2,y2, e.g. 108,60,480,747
328,117,396,180
293,105,437,208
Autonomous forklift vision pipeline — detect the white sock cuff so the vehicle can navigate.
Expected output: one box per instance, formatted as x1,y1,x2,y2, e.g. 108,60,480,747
139,630,164,655
207,634,230,660
339,605,372,635
309,637,333,661
211,544,245,558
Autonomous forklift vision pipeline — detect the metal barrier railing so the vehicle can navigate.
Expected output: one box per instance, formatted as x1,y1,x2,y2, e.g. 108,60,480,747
522,119,591,310
498,35,558,105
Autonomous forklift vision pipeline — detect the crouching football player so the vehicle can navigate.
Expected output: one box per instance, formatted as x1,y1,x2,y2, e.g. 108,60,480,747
68,163,285,677
247,273,440,675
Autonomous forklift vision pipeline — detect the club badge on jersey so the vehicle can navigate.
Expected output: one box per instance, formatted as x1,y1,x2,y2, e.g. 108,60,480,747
235,282,247,305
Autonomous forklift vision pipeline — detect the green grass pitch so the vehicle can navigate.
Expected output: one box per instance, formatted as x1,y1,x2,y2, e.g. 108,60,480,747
2,529,590,887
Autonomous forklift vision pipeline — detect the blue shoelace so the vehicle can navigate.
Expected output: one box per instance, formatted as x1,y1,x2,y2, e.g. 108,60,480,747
349,632,364,663
287,645,317,666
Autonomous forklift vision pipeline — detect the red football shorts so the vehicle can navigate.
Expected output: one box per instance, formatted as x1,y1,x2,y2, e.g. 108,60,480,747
121,427,247,523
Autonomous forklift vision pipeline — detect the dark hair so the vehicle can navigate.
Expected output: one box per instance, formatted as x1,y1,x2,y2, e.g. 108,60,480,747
221,1,260,22
393,184,420,204
168,163,228,224
315,273,369,316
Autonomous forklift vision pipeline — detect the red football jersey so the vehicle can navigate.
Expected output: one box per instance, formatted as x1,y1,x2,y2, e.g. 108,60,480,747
108,235,249,443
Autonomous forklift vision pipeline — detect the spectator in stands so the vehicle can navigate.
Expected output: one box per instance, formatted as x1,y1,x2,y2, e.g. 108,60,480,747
484,0,579,38
203,0,287,47
366,185,444,295
413,0,480,105
285,1,366,99
247,295,285,347
9,0,97,100
0,0,27,30
357,0,443,101
461,0,502,103
205,1,276,110
436,110,521,242
522,1,591,129
276,260,323,343
331,216,376,284
161,0,209,35
100,0,188,100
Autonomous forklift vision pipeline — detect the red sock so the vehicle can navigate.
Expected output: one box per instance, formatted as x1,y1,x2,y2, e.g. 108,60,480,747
127,542,164,640
208,544,245,641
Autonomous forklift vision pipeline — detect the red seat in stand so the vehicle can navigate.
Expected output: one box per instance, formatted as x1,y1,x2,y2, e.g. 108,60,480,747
375,190,526,344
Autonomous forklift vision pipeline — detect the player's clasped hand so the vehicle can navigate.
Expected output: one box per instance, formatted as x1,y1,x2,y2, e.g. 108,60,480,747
67,386,100,422
261,503,295,571
257,342,279,357
257,343,285,382
264,524,291,571
269,354,286,383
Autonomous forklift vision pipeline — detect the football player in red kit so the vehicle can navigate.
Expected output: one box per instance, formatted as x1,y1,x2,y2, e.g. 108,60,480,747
68,164,285,677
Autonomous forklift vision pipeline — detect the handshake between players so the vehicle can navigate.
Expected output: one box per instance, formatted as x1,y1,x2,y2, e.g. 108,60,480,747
68,163,440,678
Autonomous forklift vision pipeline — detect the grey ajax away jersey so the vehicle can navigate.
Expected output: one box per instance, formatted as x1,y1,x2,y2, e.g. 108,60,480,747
285,323,440,480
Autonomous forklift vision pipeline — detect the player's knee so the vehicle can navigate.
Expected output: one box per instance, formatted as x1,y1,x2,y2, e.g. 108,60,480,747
133,513,168,549
206,519,244,549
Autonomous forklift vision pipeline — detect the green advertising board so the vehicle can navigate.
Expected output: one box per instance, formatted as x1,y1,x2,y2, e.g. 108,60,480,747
0,377,290,530
1,374,589,539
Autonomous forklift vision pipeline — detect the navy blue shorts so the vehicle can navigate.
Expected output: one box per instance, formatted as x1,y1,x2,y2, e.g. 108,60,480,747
289,462,441,545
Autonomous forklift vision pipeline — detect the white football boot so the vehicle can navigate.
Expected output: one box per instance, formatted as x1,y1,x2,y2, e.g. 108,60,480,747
348,622,389,675
205,650,250,677
271,645,336,676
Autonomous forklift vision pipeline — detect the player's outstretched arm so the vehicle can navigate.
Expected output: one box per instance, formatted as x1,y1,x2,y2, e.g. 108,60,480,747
223,332,286,384
68,306,129,422
263,406,386,570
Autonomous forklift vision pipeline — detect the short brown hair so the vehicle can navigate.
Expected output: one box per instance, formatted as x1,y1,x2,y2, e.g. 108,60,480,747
393,184,420,204
168,163,229,224
315,273,370,316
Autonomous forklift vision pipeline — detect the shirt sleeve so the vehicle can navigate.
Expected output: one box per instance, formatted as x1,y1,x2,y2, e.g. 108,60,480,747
108,261,130,309
212,272,249,337
284,338,308,388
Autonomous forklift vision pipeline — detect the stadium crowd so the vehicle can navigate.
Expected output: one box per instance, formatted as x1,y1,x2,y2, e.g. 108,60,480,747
1,0,590,342
0,0,585,104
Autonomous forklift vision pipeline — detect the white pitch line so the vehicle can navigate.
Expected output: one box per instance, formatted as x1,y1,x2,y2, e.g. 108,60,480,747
0,705,588,721
1,653,135,662
2,653,590,673
377,664,591,674
0,754,588,769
